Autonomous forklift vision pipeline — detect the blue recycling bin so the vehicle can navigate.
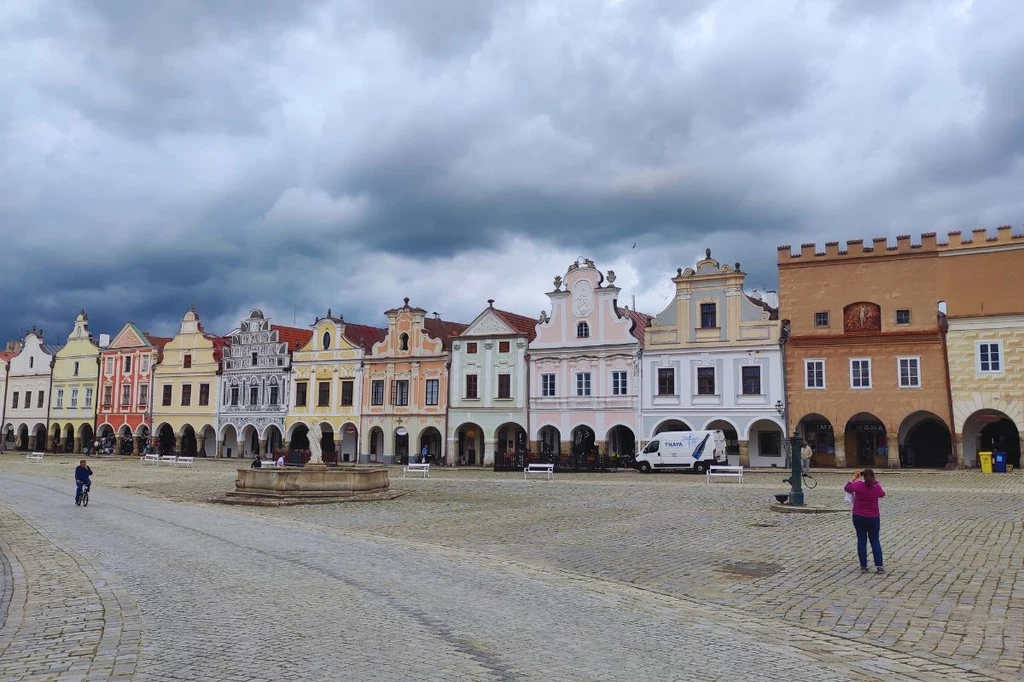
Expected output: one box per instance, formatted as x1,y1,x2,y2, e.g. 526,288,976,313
994,451,1007,473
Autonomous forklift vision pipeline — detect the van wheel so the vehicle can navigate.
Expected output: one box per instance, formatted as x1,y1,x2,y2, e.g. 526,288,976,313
639,462,652,474
694,462,708,474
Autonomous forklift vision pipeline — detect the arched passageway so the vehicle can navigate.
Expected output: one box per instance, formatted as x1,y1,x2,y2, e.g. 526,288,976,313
571,425,596,457
963,410,1021,469
606,425,636,458
320,423,336,464
368,427,384,462
456,424,482,466
180,425,198,456
419,427,442,465
34,425,48,452
289,424,310,451
394,428,410,464
898,412,952,468
705,419,739,461
845,413,887,468
340,423,358,463
538,426,560,458
119,425,133,455
653,419,691,437
157,424,175,455
796,413,835,466
222,425,239,458
265,425,284,457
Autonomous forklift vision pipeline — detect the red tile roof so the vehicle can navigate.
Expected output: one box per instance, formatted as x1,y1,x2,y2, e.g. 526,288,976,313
206,334,230,362
144,334,172,348
617,307,653,349
424,318,469,348
0,351,14,364
271,325,314,352
342,323,388,352
490,307,539,341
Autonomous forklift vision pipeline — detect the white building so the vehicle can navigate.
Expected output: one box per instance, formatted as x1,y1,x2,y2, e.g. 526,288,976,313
641,250,786,467
218,309,311,458
447,300,536,466
529,257,649,462
2,328,61,451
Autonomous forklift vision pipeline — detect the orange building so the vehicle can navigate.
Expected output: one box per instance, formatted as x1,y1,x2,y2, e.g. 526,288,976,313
778,235,952,468
361,299,466,465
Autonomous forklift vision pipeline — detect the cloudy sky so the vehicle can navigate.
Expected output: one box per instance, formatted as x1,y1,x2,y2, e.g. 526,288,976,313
2,0,1022,343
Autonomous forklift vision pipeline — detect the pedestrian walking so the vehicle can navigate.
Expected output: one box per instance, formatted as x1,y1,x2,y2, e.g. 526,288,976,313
800,440,812,471
844,469,886,573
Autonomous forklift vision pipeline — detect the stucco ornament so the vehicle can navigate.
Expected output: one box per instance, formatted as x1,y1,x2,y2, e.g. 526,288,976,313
606,270,616,285
553,275,563,291
307,420,323,464
572,280,594,318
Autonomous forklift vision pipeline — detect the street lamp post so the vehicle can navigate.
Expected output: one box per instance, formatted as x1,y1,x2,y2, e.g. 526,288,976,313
787,430,804,506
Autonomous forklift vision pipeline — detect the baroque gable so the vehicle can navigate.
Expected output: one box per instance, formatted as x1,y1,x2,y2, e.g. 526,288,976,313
463,310,513,337
108,323,147,350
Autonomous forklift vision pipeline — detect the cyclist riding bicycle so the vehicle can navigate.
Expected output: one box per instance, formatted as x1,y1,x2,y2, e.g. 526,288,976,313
75,459,92,506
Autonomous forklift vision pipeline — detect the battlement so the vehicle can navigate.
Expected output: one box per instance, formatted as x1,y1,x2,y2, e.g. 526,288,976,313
778,233,938,264
940,225,1024,250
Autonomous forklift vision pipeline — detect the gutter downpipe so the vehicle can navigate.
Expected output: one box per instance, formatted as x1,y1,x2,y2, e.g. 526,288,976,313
779,319,792,465
939,309,958,469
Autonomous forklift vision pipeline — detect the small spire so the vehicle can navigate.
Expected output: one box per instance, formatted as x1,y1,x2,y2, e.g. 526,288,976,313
705,248,711,259
488,299,494,308
403,297,410,307
735,262,741,271
327,308,332,318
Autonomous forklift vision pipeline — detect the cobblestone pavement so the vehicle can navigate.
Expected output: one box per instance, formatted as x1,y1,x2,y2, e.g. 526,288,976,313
2,456,1024,680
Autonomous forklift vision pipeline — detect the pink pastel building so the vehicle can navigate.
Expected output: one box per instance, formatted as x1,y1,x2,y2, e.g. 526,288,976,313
529,257,649,458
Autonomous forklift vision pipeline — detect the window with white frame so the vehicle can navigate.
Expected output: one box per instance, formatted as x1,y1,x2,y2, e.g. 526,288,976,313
576,372,592,396
611,371,628,395
576,322,590,338
141,356,150,373
105,357,114,374
71,388,79,408
805,359,825,389
850,358,872,389
898,357,920,388
121,384,131,405
56,389,64,409
541,373,556,397
84,387,92,408
138,385,147,406
977,341,1002,373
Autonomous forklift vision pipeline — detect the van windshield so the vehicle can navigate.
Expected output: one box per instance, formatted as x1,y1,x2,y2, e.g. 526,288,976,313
643,440,659,454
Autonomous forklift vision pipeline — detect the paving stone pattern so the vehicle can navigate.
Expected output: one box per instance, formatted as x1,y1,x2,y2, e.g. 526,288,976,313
1,457,1023,680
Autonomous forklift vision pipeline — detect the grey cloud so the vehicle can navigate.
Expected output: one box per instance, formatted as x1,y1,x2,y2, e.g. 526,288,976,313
2,0,1023,344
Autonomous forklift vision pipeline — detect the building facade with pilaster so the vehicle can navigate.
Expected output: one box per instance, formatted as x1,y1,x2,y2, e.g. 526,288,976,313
641,250,785,467
49,311,102,454
2,329,60,452
447,300,536,466
218,309,311,459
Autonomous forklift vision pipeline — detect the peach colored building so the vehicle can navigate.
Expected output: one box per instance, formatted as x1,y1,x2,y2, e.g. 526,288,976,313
938,227,1024,468
779,235,952,469
361,299,466,465
529,257,648,459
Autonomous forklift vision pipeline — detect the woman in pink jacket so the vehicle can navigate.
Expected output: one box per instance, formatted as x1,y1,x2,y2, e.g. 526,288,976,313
844,469,886,573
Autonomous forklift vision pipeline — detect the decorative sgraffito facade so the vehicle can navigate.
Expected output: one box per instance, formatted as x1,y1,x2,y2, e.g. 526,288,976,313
97,323,169,455
218,310,311,459
362,299,466,465
2,329,61,451
49,311,101,454
939,227,1024,468
151,307,227,456
529,258,648,459
641,251,785,467
286,310,385,463
779,235,952,469
448,300,536,466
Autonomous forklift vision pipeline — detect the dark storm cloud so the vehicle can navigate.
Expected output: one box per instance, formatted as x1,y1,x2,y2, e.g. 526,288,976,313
2,0,1023,344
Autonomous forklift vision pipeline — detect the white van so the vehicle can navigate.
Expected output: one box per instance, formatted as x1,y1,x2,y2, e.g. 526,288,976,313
635,430,728,473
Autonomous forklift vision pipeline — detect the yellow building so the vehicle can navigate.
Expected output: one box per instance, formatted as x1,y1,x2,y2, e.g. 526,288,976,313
285,311,385,463
49,311,102,453
151,307,226,456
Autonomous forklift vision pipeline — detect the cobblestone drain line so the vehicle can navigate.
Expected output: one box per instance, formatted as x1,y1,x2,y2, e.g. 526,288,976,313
0,534,14,635
0,502,143,682
77,487,1012,682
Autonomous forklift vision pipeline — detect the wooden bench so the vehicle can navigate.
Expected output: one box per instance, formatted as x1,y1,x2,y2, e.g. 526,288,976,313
26,452,44,462
403,463,430,478
258,460,277,468
524,463,554,480
158,455,178,466
174,456,194,468
706,465,743,483
140,454,160,465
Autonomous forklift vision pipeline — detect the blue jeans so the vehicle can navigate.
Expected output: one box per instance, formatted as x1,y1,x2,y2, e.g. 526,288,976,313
76,480,89,500
853,514,882,567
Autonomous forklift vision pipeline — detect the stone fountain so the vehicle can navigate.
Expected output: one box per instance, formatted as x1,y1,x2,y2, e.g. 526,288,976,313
224,420,396,506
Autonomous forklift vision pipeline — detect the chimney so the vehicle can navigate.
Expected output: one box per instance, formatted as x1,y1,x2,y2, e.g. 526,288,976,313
433,312,441,320
98,334,111,348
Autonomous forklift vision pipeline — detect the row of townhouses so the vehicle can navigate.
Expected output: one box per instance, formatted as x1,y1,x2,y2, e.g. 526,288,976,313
2,228,1022,469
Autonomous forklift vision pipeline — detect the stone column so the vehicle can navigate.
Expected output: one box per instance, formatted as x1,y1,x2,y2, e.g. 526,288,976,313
132,436,141,456
74,437,82,453
115,435,124,456
28,435,36,451
334,438,343,462
174,436,182,454
833,440,846,468
737,440,750,468
259,439,267,458
216,440,224,458
886,432,900,469
484,439,496,467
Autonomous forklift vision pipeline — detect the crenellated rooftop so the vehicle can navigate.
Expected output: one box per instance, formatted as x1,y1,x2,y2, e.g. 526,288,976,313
778,226,1023,263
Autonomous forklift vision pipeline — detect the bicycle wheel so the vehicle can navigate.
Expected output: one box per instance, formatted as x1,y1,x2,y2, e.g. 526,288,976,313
802,474,817,489
82,490,89,507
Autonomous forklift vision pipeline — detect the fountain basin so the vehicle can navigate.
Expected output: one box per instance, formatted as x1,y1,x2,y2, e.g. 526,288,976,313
224,465,395,506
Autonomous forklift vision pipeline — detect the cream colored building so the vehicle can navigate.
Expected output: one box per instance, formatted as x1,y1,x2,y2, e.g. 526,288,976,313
286,311,385,463
50,310,102,453
2,329,60,451
151,307,226,456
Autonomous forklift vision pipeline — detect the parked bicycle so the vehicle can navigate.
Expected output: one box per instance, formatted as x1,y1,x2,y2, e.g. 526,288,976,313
783,472,817,489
